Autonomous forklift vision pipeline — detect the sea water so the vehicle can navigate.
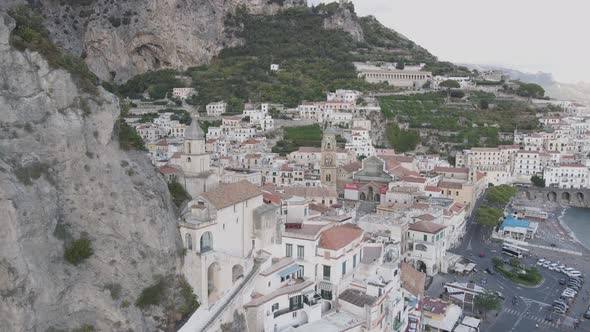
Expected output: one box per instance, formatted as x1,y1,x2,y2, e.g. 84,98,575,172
561,207,590,249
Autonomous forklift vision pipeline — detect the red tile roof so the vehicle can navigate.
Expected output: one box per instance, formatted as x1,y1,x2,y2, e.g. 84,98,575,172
409,221,445,234
319,224,363,250
400,176,427,184
433,166,469,174
159,165,178,174
438,181,463,190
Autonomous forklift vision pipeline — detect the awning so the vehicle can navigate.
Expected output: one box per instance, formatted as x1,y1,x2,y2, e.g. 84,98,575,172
278,264,302,278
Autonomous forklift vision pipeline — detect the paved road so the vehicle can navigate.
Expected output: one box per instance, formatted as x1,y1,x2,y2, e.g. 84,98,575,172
436,196,590,331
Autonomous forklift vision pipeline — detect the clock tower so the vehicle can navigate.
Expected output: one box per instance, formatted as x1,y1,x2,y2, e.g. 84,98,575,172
321,127,338,186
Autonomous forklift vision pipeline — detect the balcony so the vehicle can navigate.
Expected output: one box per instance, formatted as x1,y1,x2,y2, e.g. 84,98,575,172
273,302,303,318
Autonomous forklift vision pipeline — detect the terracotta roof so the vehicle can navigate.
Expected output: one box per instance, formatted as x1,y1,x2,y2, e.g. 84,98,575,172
449,202,465,213
159,165,178,174
424,185,440,192
296,147,321,153
283,186,337,198
415,214,435,221
319,224,363,250
433,166,469,174
409,221,445,234
438,181,463,190
309,203,333,213
423,297,450,315
341,161,362,173
411,202,430,210
400,176,427,184
243,138,260,145
390,155,414,163
201,180,262,209
155,139,168,146
559,163,585,167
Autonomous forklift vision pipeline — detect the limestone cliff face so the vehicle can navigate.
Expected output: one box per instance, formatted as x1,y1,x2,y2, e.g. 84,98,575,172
0,12,182,332
27,0,306,82
322,3,364,42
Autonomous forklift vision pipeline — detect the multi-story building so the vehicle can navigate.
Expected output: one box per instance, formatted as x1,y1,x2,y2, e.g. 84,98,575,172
206,101,227,116
544,163,589,189
406,221,447,275
172,87,196,100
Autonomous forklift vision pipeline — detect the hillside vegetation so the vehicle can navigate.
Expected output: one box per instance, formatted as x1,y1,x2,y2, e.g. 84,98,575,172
112,3,447,109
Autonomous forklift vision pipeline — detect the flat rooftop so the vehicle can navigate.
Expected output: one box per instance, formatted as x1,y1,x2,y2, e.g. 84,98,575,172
339,288,377,308
287,310,363,332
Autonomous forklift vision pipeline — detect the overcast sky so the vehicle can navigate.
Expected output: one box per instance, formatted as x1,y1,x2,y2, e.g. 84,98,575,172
309,0,589,83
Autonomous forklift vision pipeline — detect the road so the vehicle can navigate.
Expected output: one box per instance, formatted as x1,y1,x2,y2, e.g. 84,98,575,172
435,195,590,331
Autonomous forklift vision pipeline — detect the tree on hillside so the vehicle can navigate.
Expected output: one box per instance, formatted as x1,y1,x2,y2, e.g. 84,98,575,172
439,80,461,89
395,62,405,70
386,123,419,153
530,175,545,188
475,205,504,227
475,290,501,319
517,83,545,99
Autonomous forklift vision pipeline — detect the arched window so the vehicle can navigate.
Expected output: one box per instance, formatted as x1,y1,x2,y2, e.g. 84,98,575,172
200,232,213,253
415,244,428,252
185,233,193,250
326,174,331,182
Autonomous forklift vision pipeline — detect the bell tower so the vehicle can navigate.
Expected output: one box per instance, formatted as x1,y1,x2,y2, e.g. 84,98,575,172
321,127,338,186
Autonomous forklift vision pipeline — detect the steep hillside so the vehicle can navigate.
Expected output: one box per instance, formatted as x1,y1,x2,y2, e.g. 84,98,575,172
117,2,442,109
1,0,306,82
0,11,191,332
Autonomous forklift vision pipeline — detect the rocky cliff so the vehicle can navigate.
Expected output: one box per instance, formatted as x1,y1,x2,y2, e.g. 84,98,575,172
9,0,305,82
0,12,184,332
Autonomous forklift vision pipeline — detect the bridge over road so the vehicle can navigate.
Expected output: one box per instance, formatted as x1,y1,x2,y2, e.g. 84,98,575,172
518,187,590,208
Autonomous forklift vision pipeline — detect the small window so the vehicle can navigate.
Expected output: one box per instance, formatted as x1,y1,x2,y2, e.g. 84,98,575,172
286,244,293,257
423,234,428,241
272,303,279,312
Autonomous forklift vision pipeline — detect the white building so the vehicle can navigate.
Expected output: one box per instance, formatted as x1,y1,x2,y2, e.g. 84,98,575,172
179,180,280,308
326,89,360,104
172,87,196,100
544,163,589,189
406,221,447,276
206,101,227,116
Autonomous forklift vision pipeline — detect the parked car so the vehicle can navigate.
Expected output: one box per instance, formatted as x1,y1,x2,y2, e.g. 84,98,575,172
543,261,552,268
559,279,567,285
485,267,496,275
584,306,590,319
567,271,582,278
554,307,566,314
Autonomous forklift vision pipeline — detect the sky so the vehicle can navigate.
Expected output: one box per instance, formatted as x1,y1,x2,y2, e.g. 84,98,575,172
308,0,590,83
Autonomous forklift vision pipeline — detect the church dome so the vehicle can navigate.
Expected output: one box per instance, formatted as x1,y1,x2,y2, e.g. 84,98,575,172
185,115,205,139
324,127,338,136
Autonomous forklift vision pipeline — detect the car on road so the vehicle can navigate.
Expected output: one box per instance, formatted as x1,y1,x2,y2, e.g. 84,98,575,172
479,252,485,257
584,306,590,319
559,279,567,285
485,267,496,275
495,290,505,299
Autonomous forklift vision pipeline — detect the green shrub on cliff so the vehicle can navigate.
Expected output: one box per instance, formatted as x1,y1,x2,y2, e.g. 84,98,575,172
8,5,98,95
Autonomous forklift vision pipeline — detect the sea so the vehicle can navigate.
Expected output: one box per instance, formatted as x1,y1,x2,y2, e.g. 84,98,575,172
561,207,590,249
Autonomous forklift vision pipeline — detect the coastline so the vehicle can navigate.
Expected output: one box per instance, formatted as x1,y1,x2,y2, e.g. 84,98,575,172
558,205,589,251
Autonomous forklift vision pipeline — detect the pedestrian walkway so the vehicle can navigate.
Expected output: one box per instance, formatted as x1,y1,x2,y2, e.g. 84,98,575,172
502,308,560,328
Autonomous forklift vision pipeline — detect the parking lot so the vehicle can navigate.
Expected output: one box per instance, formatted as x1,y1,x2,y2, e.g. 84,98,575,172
435,219,590,331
